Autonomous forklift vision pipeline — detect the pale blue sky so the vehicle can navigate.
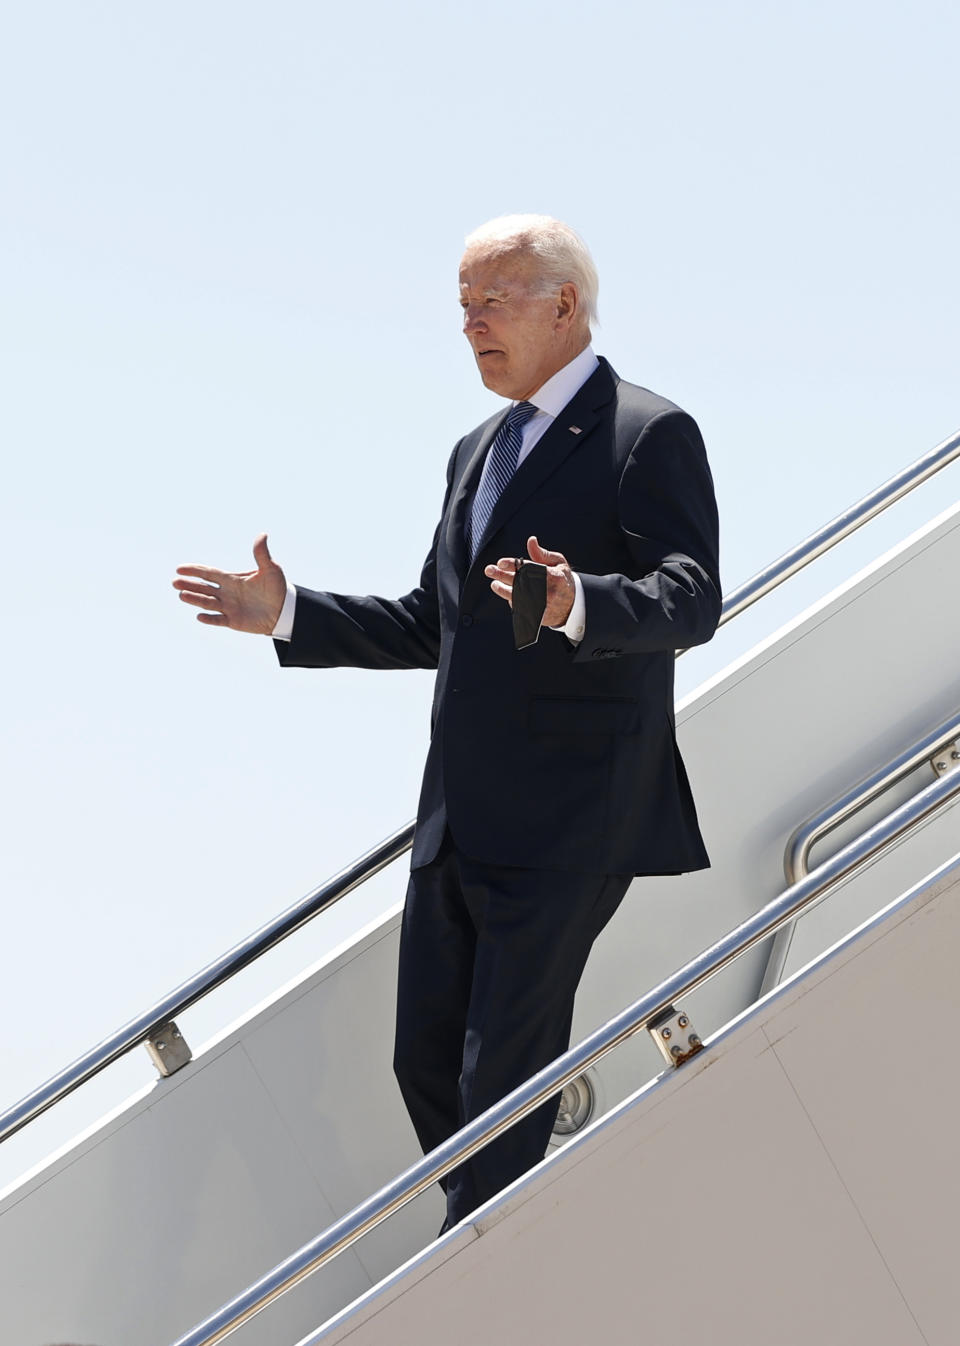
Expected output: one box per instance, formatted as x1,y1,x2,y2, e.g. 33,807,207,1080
2,1,958,1185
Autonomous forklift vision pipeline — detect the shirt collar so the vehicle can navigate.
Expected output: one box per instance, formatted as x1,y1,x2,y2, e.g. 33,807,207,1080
526,345,599,419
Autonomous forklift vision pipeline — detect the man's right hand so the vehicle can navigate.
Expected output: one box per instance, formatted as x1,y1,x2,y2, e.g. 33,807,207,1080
173,533,288,635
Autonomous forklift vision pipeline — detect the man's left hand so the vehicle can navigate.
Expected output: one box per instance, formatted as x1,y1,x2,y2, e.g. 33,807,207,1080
485,536,576,628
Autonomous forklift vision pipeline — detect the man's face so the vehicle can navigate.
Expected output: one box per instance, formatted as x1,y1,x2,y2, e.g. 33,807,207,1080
459,246,569,402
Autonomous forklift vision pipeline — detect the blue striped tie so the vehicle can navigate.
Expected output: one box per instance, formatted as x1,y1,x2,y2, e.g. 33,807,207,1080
468,400,539,562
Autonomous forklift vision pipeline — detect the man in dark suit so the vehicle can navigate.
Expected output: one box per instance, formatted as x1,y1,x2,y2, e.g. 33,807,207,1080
174,214,721,1230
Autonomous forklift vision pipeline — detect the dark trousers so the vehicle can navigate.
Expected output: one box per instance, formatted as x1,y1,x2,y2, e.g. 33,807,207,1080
393,831,630,1228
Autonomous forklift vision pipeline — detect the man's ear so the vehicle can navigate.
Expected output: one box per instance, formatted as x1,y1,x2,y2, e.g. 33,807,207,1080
556,281,579,328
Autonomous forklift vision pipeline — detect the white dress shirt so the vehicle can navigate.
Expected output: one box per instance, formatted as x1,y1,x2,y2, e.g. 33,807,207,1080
273,345,598,644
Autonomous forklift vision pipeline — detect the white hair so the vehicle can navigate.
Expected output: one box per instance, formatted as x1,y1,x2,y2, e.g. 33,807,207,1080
463,214,599,328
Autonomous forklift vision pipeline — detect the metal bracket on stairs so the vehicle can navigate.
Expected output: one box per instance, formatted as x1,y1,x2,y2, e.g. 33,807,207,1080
647,1004,703,1067
145,1021,192,1077
931,741,960,777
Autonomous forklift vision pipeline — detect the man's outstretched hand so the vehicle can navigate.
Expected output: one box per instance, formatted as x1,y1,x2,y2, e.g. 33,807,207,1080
173,533,287,635
485,536,576,629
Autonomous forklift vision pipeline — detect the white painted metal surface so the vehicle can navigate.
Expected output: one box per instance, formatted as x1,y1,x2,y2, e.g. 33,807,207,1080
2,497,960,1345
309,854,960,1346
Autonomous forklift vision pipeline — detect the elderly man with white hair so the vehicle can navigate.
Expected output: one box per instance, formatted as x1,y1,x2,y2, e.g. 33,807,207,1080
174,214,721,1231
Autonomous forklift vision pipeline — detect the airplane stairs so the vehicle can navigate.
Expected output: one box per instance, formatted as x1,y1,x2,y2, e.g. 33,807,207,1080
2,476,960,1346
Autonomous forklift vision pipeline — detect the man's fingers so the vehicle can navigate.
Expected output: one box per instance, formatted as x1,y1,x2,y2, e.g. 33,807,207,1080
484,563,517,585
490,580,513,605
172,578,220,597
178,589,223,612
196,611,230,626
527,535,567,566
176,563,226,582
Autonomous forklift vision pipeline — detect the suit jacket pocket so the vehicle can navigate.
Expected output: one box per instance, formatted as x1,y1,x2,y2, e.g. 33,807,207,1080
529,695,642,736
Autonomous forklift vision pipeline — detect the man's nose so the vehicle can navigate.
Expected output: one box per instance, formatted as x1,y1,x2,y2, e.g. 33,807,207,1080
463,307,487,335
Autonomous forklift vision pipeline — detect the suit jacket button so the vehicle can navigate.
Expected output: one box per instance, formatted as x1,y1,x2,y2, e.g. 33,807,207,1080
460,614,474,628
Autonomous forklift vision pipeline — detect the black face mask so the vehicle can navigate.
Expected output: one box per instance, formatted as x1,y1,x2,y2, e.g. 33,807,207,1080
512,559,547,650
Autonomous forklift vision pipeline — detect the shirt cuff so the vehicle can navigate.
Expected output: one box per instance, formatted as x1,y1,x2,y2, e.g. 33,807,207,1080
271,583,297,641
548,571,586,644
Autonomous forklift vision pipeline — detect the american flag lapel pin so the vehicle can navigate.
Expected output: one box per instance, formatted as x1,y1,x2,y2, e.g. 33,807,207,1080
569,425,582,434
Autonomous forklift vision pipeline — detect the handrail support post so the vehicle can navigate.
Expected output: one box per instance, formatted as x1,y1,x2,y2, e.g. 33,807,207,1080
931,741,960,778
647,1004,703,1067
145,1021,192,1078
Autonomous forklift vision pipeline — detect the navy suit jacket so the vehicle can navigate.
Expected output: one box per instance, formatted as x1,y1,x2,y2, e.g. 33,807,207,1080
276,357,721,876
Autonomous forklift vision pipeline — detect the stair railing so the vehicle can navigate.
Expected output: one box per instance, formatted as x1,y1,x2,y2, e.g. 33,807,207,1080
1,424,958,1146
170,767,960,1346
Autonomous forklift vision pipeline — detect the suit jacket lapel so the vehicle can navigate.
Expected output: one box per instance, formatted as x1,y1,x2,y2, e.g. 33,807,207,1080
479,359,617,560
446,407,509,579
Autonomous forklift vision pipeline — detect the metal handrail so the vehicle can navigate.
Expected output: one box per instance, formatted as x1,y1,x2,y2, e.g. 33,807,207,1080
785,711,960,885
757,711,960,995
171,765,960,1346
712,426,960,631
3,426,958,1147
0,824,414,1145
